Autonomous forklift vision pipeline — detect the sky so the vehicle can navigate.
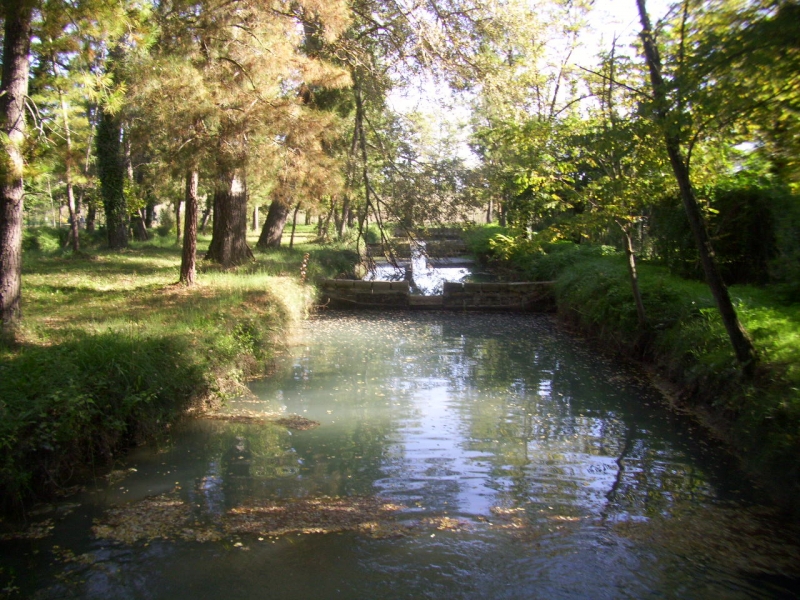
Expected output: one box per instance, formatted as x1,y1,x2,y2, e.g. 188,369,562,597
388,0,676,110
586,0,674,58
385,0,676,161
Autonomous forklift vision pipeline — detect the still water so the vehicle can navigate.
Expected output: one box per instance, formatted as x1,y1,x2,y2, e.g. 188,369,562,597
2,312,799,599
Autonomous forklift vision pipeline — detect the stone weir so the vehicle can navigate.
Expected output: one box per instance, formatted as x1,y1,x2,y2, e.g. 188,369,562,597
319,279,557,312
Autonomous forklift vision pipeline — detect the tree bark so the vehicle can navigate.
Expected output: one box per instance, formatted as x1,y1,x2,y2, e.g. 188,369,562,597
96,108,128,249
334,196,345,239
637,0,757,374
145,200,155,229
175,199,182,241
321,200,335,241
132,209,148,241
205,171,252,266
57,86,81,253
289,202,301,249
620,222,647,327
179,170,199,285
0,0,33,337
124,127,147,242
199,198,211,234
257,199,291,249
86,203,96,232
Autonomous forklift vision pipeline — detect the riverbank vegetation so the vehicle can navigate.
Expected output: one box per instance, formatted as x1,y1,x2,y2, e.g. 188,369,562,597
466,227,800,511
0,232,358,511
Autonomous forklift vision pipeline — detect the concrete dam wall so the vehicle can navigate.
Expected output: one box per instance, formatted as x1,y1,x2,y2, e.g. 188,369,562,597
318,279,556,311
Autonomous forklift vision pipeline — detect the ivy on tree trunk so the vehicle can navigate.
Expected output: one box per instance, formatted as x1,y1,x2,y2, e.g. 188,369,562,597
96,108,128,250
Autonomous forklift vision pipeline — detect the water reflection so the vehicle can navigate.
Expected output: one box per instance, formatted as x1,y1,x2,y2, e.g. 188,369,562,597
3,312,798,599
245,312,719,523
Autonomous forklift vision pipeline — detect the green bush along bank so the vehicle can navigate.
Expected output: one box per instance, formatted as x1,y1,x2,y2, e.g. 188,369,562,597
0,232,359,512
467,230,800,514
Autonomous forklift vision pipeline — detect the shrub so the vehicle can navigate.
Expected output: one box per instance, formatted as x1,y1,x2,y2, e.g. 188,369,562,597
0,333,205,509
22,227,66,254
649,184,790,285
156,206,176,237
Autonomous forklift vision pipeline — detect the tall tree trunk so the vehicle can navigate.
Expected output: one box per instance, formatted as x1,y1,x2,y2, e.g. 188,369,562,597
145,200,155,229
637,0,757,374
334,196,345,239
86,203,96,233
619,221,647,327
175,199,182,241
252,205,259,231
199,197,211,234
179,170,199,285
0,0,32,337
80,108,95,234
132,209,148,241
289,202,301,249
257,199,291,249
205,171,252,266
123,128,147,241
96,109,128,249
57,86,80,253
321,200,335,241
486,198,493,224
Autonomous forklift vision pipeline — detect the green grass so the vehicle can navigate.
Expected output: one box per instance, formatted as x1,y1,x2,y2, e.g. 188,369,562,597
0,230,359,511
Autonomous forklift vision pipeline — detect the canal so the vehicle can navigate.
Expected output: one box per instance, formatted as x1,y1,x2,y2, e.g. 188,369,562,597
2,311,798,598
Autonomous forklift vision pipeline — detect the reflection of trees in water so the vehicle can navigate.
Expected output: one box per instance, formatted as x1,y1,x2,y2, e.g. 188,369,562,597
602,437,712,519
180,422,296,512
246,313,718,522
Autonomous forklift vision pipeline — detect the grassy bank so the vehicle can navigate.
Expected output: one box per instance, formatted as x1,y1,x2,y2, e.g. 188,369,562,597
466,228,800,514
0,230,359,512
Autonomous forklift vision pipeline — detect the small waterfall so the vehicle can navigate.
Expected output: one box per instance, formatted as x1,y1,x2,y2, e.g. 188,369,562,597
367,237,472,295
410,240,429,278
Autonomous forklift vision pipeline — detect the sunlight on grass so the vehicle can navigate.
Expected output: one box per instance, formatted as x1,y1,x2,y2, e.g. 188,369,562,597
3,235,359,508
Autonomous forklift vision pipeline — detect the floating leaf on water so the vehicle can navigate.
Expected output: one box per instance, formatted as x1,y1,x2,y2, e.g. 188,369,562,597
423,516,469,531
273,415,321,431
92,493,406,545
0,519,55,541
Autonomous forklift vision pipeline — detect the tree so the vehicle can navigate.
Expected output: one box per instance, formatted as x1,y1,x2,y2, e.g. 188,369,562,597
29,3,107,254
0,0,34,338
467,0,592,233
636,0,758,374
572,43,672,328
95,106,129,249
179,170,199,285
